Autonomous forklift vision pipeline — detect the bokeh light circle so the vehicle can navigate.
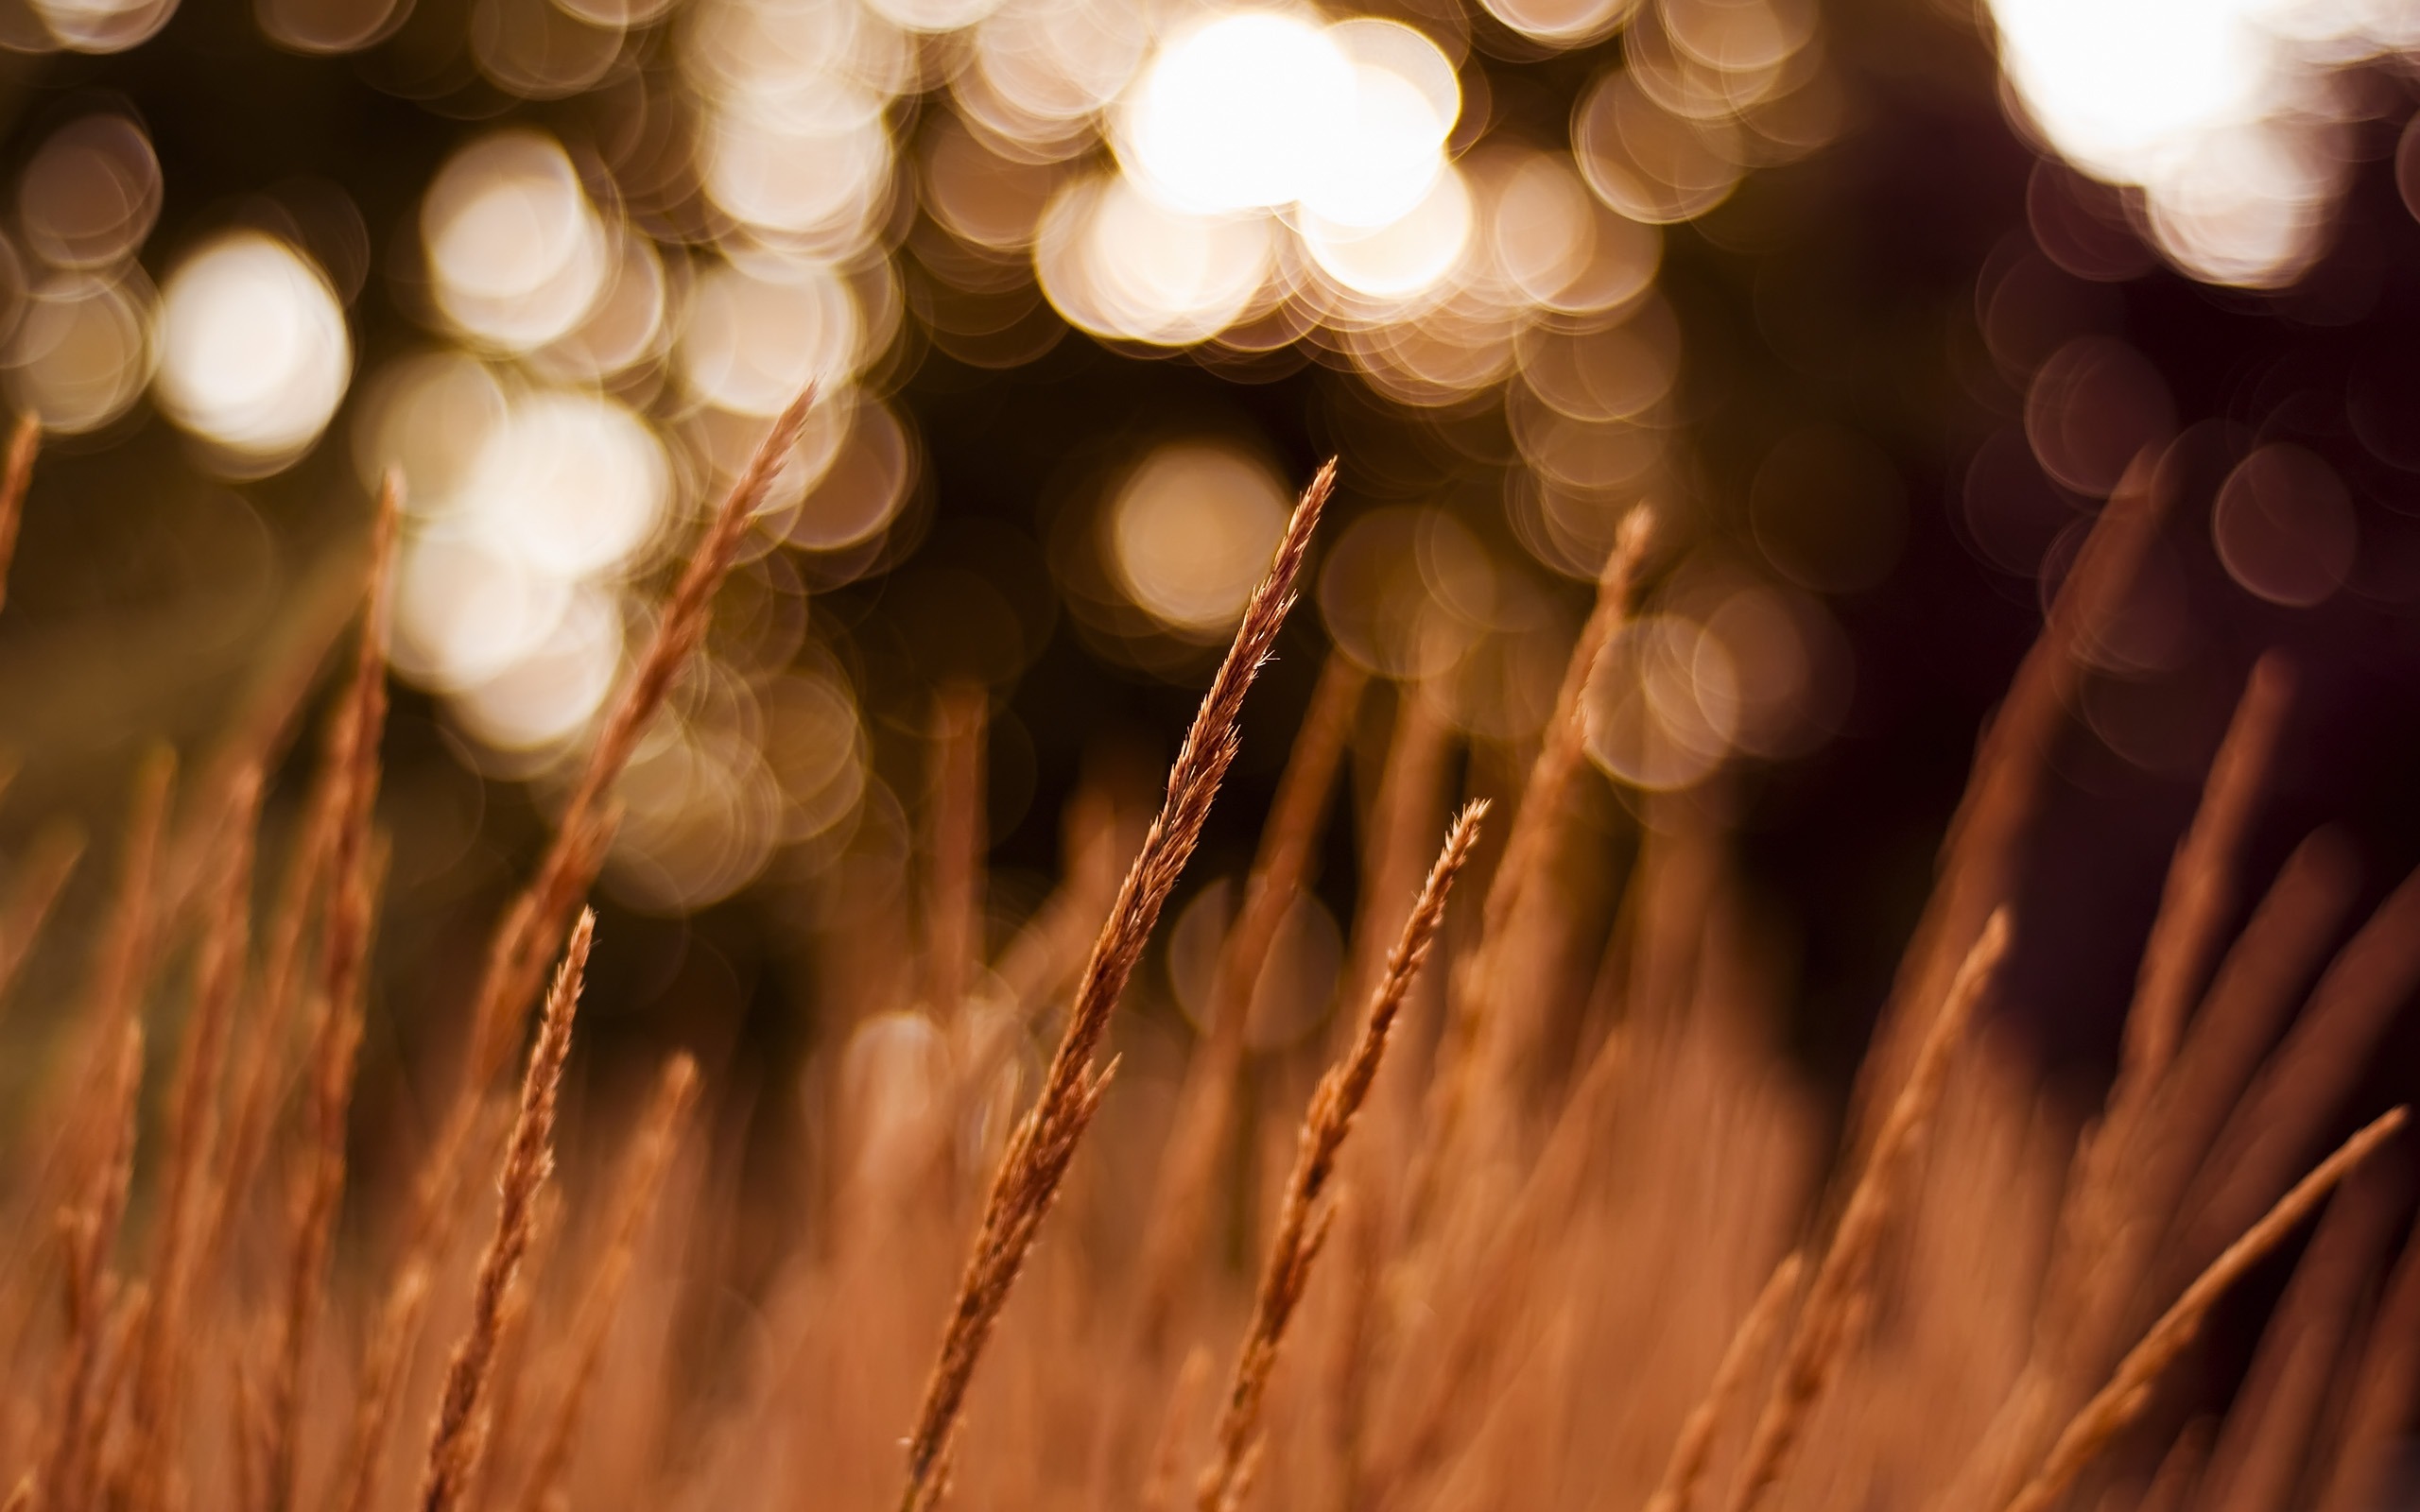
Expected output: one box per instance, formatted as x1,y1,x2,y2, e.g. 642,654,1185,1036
154,232,351,467
1109,442,1290,636
422,129,609,352
2211,443,2356,609
1583,613,1739,791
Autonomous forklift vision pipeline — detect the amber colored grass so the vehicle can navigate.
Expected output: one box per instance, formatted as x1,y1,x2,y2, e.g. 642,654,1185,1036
510,1052,698,1512
0,414,36,615
0,417,2411,1512
1133,652,1367,1354
461,389,820,1085
1414,508,1651,1219
2314,1178,2420,1512
894,458,1332,1512
1195,800,1486,1512
419,911,596,1512
1997,1108,2407,1512
926,684,988,1022
1722,911,2013,1512
1643,1251,1805,1512
268,468,400,1512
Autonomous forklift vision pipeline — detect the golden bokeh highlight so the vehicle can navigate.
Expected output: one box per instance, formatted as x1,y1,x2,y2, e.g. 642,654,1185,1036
1109,442,1291,637
154,232,351,471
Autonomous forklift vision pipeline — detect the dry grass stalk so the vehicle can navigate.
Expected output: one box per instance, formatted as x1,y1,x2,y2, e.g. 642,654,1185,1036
337,1257,433,1512
1855,450,2166,1150
0,825,81,1018
1642,1251,1806,1512
83,749,176,1065
1997,1107,2407,1512
1942,831,2370,1511
1410,508,1649,1226
2121,830,2360,1253
1132,652,1368,1352
2169,863,2420,1277
1722,910,2013,1512
419,911,596,1512
463,1189,560,1512
1334,684,1452,1057
0,413,36,614
0,756,172,1370
358,396,807,1451
512,1053,700,1512
1195,801,1488,1512
1360,1021,1632,1506
1140,1348,1211,1512
2311,1178,2420,1512
118,764,262,1511
37,1019,141,1512
154,543,365,934
927,684,988,1021
194,703,368,1280
266,470,400,1512
1996,661,2302,1474
895,457,1335,1512
326,397,799,1500
463,389,817,1083
2136,1418,2211,1512
2115,655,2290,1093
2192,1156,2396,1512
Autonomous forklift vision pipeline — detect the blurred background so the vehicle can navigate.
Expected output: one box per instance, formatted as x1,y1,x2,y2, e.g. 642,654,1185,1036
0,0,2415,1156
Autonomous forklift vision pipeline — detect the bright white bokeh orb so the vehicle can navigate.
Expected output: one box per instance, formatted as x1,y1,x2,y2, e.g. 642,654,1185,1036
1121,10,1355,214
154,232,351,465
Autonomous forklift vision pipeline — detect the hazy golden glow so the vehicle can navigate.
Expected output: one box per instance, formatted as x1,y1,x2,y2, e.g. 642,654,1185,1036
782,396,914,552
1035,172,1276,346
452,584,625,750
1576,70,1743,225
1479,0,1636,46
392,522,575,694
1120,10,1355,215
352,352,509,506
1304,164,1474,301
154,232,350,469
682,258,863,417
1318,507,1493,684
1583,614,1740,791
29,0,175,51
458,389,669,577
9,269,153,434
423,130,610,352
1985,0,2418,284
100,0,1862,885
1109,442,1290,636
18,114,159,269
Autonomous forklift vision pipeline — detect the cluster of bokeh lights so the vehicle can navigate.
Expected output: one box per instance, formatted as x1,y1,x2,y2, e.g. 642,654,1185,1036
1986,0,2420,285
14,0,2404,907
0,0,1857,901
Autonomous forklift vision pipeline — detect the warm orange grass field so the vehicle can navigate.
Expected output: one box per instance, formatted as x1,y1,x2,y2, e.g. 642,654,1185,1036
0,394,2410,1512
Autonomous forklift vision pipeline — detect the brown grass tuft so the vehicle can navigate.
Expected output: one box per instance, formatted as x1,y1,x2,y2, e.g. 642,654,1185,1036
894,456,1334,1512
1723,909,2013,1512
1195,799,1487,1512
419,911,596,1512
0,413,36,615
1643,1251,1806,1512
1998,1107,2408,1512
511,1052,700,1512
